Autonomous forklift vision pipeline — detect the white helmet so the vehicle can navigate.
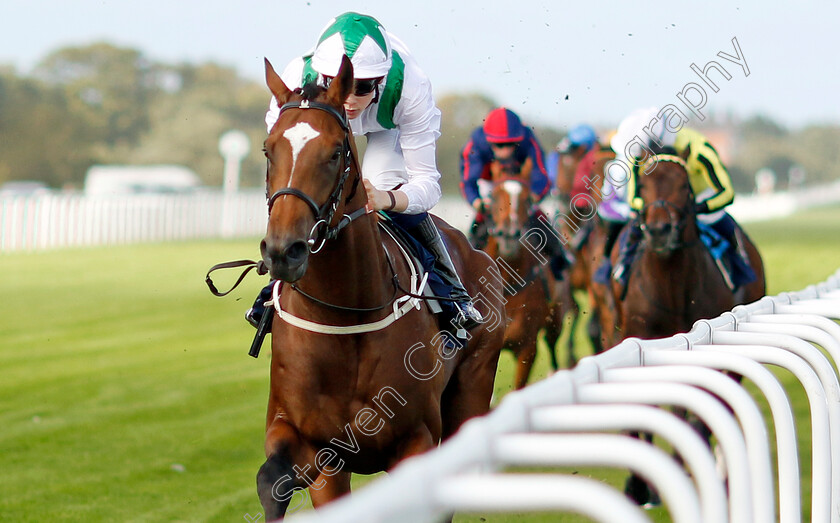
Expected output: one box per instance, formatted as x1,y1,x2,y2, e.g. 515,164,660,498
611,106,677,160
311,12,392,79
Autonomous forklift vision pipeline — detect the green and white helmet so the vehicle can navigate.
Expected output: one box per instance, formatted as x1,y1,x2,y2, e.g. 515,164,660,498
311,12,392,79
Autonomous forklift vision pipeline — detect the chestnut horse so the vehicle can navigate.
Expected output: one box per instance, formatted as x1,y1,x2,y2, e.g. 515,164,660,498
554,145,619,359
482,162,566,389
609,153,765,342
257,56,505,519
607,152,765,504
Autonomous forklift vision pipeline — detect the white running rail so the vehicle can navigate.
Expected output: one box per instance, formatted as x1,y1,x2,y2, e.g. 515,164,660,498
280,268,840,523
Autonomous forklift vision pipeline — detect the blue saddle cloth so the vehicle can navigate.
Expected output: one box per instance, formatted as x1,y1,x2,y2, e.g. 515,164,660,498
593,219,755,292
698,219,757,289
697,222,729,261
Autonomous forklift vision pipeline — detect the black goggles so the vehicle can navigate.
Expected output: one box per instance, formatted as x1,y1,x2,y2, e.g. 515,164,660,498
324,76,382,96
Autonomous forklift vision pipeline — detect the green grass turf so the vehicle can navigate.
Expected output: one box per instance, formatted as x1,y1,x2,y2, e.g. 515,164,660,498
0,205,838,522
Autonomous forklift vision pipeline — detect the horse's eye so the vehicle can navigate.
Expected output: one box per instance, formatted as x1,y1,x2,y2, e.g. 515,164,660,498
330,148,341,162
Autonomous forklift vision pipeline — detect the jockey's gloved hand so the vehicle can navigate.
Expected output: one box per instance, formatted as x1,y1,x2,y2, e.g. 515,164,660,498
472,198,486,214
628,218,644,241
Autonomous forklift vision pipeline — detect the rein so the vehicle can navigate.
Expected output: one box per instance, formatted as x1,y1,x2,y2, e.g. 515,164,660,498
271,222,430,335
205,259,267,297
288,244,401,313
256,95,454,333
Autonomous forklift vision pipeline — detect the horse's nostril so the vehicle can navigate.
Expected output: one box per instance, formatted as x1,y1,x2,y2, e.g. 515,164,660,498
284,240,308,264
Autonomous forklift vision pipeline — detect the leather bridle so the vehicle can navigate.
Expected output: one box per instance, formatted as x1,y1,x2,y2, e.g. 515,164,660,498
265,97,365,253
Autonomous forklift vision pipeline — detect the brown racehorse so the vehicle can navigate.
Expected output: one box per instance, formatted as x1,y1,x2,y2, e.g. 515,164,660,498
482,161,566,389
554,145,619,359
257,56,506,520
608,153,765,341
607,152,765,504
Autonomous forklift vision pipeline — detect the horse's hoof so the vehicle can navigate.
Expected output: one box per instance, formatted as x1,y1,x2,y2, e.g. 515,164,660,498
624,474,658,506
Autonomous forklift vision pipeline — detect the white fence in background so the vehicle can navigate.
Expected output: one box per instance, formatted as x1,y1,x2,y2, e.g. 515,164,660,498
728,180,840,223
288,269,840,523
0,190,267,252
0,191,476,253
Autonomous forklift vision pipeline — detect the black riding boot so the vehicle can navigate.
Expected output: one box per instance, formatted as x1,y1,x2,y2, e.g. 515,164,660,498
593,219,627,284
246,281,276,330
611,219,643,287
416,214,484,330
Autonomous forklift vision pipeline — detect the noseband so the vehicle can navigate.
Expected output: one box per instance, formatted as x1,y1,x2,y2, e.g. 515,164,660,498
265,97,364,253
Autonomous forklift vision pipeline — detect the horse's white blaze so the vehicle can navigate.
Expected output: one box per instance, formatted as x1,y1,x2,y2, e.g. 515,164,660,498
283,122,320,187
503,180,523,228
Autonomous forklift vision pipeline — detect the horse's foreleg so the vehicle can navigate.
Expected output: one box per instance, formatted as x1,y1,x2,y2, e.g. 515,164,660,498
257,420,315,521
595,280,623,349
309,470,351,509
512,340,537,390
623,431,661,507
587,306,604,354
440,331,502,439
543,305,563,372
550,282,574,369
564,301,580,367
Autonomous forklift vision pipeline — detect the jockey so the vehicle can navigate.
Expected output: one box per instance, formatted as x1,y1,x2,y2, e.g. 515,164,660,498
459,107,571,279
248,12,484,331
557,123,600,216
557,125,630,260
608,107,756,289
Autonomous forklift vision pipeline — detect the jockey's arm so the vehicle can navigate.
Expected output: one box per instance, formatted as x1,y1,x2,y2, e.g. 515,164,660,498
525,134,551,202
692,146,735,214
364,180,409,212
626,159,644,212
397,139,442,214
459,139,485,207
529,163,551,202
392,89,443,215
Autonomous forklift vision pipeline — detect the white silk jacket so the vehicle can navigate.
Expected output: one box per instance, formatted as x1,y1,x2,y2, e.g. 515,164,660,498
265,33,442,214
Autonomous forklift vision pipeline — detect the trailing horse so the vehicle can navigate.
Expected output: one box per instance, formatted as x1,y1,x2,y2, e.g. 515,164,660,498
256,56,505,519
609,153,765,341
482,163,566,389
607,151,765,504
554,144,621,359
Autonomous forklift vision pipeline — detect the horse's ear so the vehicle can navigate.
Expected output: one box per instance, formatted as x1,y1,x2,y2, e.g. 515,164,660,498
325,55,354,107
680,143,692,161
265,58,292,104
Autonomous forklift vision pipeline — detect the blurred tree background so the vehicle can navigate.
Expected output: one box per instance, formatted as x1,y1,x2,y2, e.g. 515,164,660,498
1,42,837,194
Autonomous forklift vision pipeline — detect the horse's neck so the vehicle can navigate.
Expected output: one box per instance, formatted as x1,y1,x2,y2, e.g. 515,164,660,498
295,214,393,310
486,238,539,283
